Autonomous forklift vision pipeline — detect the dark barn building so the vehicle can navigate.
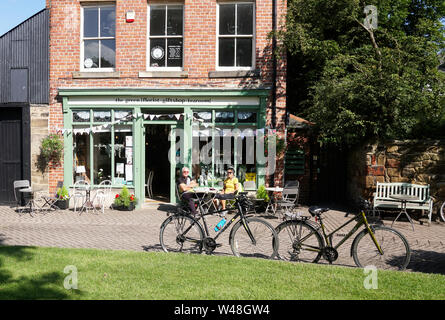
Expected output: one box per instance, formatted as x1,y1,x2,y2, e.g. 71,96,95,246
0,9,49,203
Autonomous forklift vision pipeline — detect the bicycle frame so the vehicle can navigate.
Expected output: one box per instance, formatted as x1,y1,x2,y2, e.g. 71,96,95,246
179,194,257,245
302,211,384,255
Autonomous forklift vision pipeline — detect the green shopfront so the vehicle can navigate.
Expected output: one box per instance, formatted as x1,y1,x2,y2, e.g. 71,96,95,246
59,88,270,206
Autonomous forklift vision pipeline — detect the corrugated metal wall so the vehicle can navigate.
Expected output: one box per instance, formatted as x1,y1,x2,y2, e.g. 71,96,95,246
0,9,49,104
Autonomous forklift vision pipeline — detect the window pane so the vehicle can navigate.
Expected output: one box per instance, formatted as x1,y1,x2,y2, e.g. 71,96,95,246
167,6,183,36
84,7,98,38
73,110,90,123
100,7,115,37
114,127,133,185
194,111,212,123
150,38,166,67
115,110,131,121
167,38,183,67
237,4,253,35
93,132,112,185
101,39,116,68
84,40,100,68
93,110,111,122
236,38,252,67
215,111,234,123
238,111,257,123
219,4,235,35
150,6,166,36
73,132,91,183
218,38,235,67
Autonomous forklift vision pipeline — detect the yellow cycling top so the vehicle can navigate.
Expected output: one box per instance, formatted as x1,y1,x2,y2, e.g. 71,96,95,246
224,177,239,193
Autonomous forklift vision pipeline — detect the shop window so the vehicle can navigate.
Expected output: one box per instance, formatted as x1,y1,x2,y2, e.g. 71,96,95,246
73,132,91,183
73,110,90,123
82,5,116,70
237,111,256,123
215,111,234,123
217,2,254,68
148,5,184,69
114,127,133,185
93,131,112,184
93,110,111,122
193,111,212,123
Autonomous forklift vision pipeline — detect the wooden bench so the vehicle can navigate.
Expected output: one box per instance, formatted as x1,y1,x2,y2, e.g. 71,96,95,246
373,182,433,224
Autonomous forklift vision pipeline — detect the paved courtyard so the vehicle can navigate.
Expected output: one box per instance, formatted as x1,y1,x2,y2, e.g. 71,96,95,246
0,203,444,274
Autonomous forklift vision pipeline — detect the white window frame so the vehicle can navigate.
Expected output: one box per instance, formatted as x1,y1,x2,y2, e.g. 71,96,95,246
216,2,256,71
147,4,185,71
80,4,116,72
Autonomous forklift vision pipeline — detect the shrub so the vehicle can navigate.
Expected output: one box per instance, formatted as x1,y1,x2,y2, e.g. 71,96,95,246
256,185,270,202
114,186,138,208
56,185,70,200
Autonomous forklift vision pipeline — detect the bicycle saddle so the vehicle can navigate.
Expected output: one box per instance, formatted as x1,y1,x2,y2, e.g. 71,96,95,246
215,193,235,200
308,206,330,217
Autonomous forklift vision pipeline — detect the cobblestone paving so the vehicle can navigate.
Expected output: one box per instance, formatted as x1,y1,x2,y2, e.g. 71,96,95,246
0,204,444,274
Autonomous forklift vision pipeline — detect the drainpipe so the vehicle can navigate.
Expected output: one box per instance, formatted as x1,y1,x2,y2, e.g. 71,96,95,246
269,0,278,187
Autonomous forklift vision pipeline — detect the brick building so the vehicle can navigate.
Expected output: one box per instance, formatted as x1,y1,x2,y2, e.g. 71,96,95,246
46,0,287,205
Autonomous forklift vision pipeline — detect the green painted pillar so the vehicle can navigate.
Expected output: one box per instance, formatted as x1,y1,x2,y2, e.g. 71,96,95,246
257,97,267,187
133,107,144,208
63,97,73,187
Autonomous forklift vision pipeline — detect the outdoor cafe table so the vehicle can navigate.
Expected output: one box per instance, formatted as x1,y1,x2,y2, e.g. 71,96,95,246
389,194,418,231
265,186,284,215
76,184,99,215
19,187,45,216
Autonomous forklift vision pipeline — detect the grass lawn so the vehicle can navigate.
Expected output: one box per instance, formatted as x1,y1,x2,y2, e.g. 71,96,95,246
0,245,443,300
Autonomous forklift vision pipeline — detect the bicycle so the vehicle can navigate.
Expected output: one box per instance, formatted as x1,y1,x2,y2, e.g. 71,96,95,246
275,201,411,270
160,191,279,259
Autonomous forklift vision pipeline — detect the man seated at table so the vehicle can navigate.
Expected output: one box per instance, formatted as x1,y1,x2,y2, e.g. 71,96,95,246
214,167,240,212
177,166,199,215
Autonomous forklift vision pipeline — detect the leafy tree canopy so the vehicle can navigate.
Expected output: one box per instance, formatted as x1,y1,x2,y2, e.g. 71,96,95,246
280,0,445,146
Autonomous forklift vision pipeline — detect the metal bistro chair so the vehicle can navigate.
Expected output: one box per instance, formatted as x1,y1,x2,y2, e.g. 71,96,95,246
95,180,112,213
276,186,300,218
13,180,30,213
72,180,90,212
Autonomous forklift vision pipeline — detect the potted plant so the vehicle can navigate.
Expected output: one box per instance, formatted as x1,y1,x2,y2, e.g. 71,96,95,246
255,185,270,212
55,185,70,210
113,186,138,211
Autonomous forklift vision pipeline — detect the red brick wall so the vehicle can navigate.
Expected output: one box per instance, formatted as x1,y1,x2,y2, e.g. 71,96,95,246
46,0,287,192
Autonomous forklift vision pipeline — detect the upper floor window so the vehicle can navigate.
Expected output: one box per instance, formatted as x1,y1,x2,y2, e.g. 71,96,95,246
217,2,254,69
81,5,116,71
148,4,184,69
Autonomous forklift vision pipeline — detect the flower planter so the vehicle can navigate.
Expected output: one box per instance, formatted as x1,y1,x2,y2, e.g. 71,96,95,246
113,202,136,211
55,199,69,210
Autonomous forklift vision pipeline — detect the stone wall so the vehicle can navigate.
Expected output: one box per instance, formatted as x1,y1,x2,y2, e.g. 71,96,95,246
348,140,445,215
30,105,49,193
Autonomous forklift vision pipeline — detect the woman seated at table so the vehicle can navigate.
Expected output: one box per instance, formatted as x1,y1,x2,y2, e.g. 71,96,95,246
214,167,240,211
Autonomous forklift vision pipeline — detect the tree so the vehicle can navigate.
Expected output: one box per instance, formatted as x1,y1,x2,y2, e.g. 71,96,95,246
280,0,445,145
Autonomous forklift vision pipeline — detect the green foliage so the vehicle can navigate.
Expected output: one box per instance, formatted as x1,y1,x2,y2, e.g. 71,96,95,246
56,186,69,200
256,185,270,202
280,0,445,146
114,186,138,208
40,134,64,163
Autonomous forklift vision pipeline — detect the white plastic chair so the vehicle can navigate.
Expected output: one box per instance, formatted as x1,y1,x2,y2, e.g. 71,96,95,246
95,180,112,213
72,180,89,212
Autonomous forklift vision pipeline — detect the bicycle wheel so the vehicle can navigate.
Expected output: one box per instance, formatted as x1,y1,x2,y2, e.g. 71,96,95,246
230,217,278,259
275,220,324,263
159,215,204,254
352,226,411,270
440,202,445,222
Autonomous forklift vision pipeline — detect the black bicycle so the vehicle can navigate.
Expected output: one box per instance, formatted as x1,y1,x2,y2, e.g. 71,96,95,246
160,192,279,259
275,201,411,270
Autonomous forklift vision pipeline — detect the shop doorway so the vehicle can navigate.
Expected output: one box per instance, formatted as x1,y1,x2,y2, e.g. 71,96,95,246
145,125,171,201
